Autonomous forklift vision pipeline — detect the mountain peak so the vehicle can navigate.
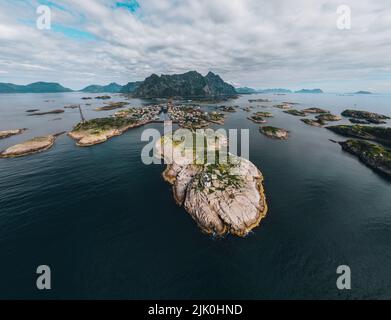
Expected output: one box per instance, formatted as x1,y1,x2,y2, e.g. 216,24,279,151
133,71,236,98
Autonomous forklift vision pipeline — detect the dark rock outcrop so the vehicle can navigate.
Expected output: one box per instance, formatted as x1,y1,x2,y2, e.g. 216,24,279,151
339,140,391,178
133,71,237,99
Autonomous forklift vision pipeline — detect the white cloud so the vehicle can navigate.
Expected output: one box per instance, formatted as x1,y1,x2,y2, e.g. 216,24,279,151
0,0,390,92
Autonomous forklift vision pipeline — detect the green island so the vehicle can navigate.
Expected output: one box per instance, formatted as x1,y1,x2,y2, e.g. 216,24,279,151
301,118,326,127
341,110,390,124
315,113,342,122
68,117,144,147
0,129,27,140
252,111,273,118
219,106,236,113
339,140,391,178
94,102,129,111
248,114,267,124
302,107,330,114
326,125,391,146
260,126,289,140
27,109,64,116
284,109,307,116
274,104,291,110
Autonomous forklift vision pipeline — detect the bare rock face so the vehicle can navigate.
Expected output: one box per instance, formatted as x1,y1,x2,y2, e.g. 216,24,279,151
0,129,26,140
0,135,56,158
156,132,268,237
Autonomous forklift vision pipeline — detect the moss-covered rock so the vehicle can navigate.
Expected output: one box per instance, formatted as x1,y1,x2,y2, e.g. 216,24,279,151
339,139,391,178
326,125,391,146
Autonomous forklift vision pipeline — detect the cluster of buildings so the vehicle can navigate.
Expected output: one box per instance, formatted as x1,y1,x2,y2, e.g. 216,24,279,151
114,105,161,121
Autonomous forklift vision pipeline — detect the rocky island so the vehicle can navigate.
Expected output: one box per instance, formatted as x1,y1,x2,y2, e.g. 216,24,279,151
68,117,149,147
27,109,64,116
326,125,391,146
0,129,27,140
94,102,129,111
219,106,236,113
155,132,268,237
341,110,390,124
248,113,267,124
302,107,330,114
338,140,391,178
315,113,342,122
0,134,59,158
284,109,307,116
300,118,326,127
274,104,292,110
260,126,289,140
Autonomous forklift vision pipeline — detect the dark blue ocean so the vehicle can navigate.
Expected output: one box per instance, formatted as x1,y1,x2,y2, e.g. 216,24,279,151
0,92,390,299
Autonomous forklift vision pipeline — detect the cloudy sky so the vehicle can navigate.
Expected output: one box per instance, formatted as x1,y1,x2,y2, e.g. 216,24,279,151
0,0,390,92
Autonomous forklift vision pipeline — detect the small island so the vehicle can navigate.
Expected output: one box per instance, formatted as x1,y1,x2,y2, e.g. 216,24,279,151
0,135,58,158
302,107,330,114
251,111,273,118
249,98,270,103
156,131,268,237
295,89,323,94
315,113,342,122
0,129,27,140
326,125,391,146
95,95,111,100
349,118,371,125
341,110,389,124
274,104,292,110
27,109,64,116
354,91,372,95
94,102,129,111
260,126,289,140
338,140,391,178
300,118,326,127
284,109,307,116
248,113,267,124
68,117,149,147
219,106,236,113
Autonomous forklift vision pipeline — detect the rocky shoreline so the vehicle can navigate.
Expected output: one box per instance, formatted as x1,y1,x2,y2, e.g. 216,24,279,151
0,135,57,158
326,125,391,146
260,126,289,140
339,140,391,178
0,129,27,140
68,118,150,147
156,132,268,237
341,110,390,124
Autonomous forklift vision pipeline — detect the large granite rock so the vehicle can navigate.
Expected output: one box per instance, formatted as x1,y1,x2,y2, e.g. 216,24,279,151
156,132,268,237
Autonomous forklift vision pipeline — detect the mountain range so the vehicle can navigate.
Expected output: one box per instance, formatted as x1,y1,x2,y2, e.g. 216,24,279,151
0,71,236,98
235,87,303,94
295,89,323,94
132,71,237,98
80,83,123,93
0,76,327,96
0,82,72,93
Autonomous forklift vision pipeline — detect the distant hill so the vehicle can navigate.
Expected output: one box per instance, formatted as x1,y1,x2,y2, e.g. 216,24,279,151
236,87,258,94
120,81,143,93
0,82,73,93
81,82,122,93
354,91,372,94
260,88,292,94
295,89,323,94
133,71,237,99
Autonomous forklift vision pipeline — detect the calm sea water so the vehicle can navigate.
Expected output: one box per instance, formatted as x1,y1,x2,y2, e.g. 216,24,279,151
0,92,390,299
